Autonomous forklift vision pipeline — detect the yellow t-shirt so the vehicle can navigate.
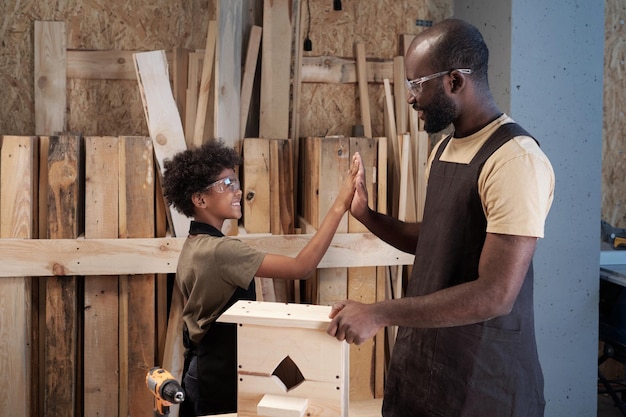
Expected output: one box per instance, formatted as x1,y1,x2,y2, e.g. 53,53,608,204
427,114,555,238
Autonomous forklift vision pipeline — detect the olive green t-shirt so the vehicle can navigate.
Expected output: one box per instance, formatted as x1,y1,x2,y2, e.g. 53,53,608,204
176,234,266,343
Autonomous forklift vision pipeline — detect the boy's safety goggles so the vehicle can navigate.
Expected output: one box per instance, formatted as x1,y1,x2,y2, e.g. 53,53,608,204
204,175,240,193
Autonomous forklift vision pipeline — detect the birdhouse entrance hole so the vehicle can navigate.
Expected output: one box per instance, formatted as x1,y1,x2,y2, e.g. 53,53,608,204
272,356,305,391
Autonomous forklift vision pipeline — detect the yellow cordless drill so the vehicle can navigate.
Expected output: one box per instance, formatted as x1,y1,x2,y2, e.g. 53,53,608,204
146,367,185,416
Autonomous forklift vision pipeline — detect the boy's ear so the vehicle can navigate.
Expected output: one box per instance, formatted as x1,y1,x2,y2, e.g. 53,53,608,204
191,192,206,208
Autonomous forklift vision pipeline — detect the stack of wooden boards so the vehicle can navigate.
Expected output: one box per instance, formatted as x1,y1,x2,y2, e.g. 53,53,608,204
14,4,438,415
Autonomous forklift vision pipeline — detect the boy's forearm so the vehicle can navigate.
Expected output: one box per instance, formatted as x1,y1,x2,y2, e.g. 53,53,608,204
296,203,347,274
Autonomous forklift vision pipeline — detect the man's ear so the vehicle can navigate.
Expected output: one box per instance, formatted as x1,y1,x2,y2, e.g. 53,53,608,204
191,192,206,208
450,70,467,93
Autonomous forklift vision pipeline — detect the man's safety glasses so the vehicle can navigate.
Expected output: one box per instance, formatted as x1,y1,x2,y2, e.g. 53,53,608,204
405,68,472,96
203,176,240,193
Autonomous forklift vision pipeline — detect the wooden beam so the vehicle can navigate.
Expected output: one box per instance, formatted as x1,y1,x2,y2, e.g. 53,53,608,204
316,137,349,305
84,136,119,417
121,136,156,417
240,26,262,140
184,51,201,147
215,1,243,150
374,136,388,398
0,136,36,416
301,55,394,84
133,50,190,237
34,22,66,135
393,56,408,135
0,234,414,277
355,43,372,138
243,138,271,234
347,137,377,401
193,21,217,147
383,79,400,218
45,134,82,417
172,48,191,130
67,50,141,80
259,0,292,138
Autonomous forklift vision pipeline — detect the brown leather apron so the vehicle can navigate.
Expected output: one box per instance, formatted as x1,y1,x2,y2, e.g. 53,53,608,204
382,123,546,417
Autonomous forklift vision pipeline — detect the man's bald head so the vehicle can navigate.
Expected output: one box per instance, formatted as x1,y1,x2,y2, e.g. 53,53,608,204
407,19,490,90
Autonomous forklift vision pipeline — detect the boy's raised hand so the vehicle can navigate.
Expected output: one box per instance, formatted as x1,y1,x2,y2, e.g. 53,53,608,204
350,152,369,221
335,152,360,212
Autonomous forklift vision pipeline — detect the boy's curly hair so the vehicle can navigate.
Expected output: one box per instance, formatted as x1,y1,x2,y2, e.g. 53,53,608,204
162,139,241,217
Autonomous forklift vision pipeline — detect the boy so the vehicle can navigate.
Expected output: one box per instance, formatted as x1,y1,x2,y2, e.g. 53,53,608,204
162,139,358,416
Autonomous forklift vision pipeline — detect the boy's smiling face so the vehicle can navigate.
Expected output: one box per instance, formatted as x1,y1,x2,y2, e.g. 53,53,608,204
192,168,242,229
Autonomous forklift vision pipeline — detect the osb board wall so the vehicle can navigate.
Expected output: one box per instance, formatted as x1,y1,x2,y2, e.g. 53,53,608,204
0,0,215,137
601,0,625,228
299,0,452,139
0,0,623,225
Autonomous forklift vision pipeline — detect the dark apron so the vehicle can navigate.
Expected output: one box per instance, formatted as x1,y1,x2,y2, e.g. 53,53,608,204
382,124,546,417
180,221,256,416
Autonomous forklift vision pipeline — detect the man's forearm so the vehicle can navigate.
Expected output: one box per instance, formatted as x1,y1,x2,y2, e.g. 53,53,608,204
357,208,420,254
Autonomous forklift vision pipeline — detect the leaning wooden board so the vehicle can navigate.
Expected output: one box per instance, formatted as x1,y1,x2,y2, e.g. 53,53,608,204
0,136,36,416
45,134,82,417
134,49,189,417
84,136,120,417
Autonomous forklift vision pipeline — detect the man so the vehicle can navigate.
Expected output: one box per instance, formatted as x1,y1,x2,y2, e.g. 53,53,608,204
327,19,554,417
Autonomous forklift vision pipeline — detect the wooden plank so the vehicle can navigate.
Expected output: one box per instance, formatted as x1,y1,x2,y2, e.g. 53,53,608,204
375,137,388,398
302,137,320,230
34,21,66,135
317,137,350,306
383,79,400,218
117,138,130,417
240,26,262,140
416,131,430,222
45,134,82,417
393,56,408,134
133,50,190,237
161,285,185,417
355,43,372,138
290,0,304,200
84,136,120,417
301,137,320,304
122,137,156,417
259,0,292,138
301,56,394,84
193,21,217,147
184,51,201,147
243,138,271,233
398,134,410,223
0,136,36,417
215,1,243,150
63,48,396,85
35,49,61,398
277,139,295,235
218,300,332,329
171,47,190,123
409,107,429,222
347,137,378,401
66,50,174,80
257,394,308,417
0,234,414,277
270,140,287,302
134,52,189,415
270,140,282,235
66,50,139,80
155,173,170,365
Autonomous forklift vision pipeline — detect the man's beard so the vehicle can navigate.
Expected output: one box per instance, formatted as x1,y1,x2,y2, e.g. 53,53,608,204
422,83,457,134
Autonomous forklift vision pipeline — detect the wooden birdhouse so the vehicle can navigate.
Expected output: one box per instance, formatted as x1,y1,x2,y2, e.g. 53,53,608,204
217,300,349,417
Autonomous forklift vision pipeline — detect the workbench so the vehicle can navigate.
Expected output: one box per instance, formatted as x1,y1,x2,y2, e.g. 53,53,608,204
601,242,626,286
